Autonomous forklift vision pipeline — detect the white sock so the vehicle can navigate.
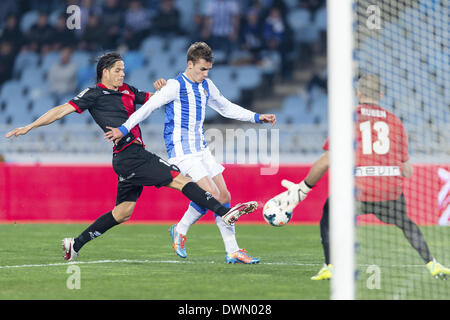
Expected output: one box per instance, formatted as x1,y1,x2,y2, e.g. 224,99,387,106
176,202,206,235
215,213,239,254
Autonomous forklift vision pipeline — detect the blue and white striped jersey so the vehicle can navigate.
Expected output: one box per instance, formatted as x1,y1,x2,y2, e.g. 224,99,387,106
119,73,261,159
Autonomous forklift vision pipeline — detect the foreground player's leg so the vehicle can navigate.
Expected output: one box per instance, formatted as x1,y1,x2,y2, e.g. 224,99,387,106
169,175,218,258
63,210,120,261
169,202,206,258
168,174,258,226
426,259,450,279
311,198,332,280
217,205,260,264
211,174,259,264
62,202,134,260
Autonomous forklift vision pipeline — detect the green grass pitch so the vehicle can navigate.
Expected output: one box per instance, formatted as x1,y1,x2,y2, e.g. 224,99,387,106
0,223,448,300
0,223,329,300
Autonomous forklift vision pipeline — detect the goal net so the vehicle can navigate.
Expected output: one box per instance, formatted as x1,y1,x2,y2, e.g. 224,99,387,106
351,0,450,299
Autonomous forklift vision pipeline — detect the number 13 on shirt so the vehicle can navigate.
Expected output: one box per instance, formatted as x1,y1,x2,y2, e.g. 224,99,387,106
359,120,390,155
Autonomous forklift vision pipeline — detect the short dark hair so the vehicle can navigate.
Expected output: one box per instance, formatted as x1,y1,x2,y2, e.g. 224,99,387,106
96,52,123,83
187,42,213,64
357,74,381,100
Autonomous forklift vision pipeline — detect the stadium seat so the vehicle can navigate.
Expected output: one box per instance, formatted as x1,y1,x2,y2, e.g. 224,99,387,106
0,80,26,101
217,82,240,102
204,106,219,121
209,65,233,85
169,36,189,54
4,97,34,125
19,10,39,33
287,9,311,32
314,7,327,31
28,82,52,101
13,51,40,78
123,51,146,74
77,63,96,89
20,68,46,89
140,36,166,56
172,54,187,73
31,96,56,115
284,0,300,9
48,9,63,27
234,65,261,90
174,0,196,33
71,51,91,69
127,67,153,89
212,50,227,64
39,51,61,72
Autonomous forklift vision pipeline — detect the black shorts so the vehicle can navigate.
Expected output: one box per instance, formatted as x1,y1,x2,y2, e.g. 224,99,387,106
322,194,407,224
356,194,407,225
112,144,180,206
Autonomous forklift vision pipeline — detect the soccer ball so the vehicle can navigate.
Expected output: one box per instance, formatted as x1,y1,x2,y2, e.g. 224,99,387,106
263,199,292,227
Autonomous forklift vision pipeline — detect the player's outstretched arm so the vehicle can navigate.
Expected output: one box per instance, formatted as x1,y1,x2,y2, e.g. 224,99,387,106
5,103,76,138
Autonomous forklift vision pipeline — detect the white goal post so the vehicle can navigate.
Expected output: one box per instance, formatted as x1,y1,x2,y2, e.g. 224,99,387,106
327,0,355,300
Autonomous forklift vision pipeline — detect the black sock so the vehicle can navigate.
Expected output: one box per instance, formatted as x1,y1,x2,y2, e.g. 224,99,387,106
320,199,330,265
181,182,229,216
73,211,119,252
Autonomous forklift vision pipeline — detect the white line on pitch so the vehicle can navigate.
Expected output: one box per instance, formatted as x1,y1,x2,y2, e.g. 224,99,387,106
0,259,323,269
0,260,425,270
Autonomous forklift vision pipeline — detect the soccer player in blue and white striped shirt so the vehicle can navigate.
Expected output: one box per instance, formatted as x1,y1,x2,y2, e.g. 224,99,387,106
105,42,275,264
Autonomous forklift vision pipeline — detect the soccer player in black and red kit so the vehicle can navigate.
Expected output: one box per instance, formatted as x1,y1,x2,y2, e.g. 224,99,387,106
5,52,257,261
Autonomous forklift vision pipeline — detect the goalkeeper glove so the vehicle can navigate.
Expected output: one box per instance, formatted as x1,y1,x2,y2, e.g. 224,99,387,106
281,179,312,203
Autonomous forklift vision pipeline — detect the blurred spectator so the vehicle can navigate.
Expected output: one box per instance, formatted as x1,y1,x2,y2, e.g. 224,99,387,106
25,12,56,54
307,71,327,93
101,0,124,49
0,14,25,54
79,14,107,52
51,14,78,51
153,0,182,36
262,7,285,49
122,0,151,49
240,8,263,63
47,46,78,100
0,0,18,28
189,13,205,43
0,41,15,85
77,0,103,38
202,0,241,54
300,0,325,15
262,6,293,79
0,153,5,162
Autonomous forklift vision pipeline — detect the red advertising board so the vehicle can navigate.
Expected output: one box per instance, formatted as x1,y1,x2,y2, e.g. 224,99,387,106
0,163,448,225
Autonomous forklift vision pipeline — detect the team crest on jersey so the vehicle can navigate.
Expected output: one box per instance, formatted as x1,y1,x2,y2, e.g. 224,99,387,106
121,90,130,95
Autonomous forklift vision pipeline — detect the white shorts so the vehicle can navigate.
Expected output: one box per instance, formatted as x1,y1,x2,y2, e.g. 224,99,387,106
168,149,225,182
